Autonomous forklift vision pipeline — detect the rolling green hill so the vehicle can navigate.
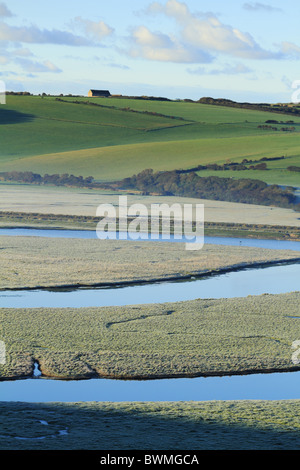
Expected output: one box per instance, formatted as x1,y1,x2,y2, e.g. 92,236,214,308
1,95,300,185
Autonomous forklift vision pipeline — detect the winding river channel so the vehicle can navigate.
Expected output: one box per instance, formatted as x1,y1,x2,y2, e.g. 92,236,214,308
0,228,300,402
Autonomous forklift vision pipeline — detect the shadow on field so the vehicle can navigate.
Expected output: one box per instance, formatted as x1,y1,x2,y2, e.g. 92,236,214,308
0,402,299,450
0,109,35,125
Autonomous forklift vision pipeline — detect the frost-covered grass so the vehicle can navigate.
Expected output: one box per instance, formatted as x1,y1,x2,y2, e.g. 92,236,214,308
0,400,299,450
1,292,300,380
1,235,299,290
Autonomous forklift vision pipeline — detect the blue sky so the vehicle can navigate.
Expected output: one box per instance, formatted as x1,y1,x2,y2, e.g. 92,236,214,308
1,0,300,101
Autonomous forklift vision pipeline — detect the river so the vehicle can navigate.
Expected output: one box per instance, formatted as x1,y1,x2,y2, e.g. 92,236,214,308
0,228,299,402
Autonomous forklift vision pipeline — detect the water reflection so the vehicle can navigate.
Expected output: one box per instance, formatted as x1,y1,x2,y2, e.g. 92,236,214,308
1,371,299,402
1,262,299,308
1,228,300,251
1,227,299,402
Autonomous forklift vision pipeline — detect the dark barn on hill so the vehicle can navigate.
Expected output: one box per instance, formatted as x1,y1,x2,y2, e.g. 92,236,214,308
88,89,111,97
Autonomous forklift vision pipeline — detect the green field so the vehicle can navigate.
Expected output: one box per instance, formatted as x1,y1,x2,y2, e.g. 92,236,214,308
1,95,300,185
1,95,300,452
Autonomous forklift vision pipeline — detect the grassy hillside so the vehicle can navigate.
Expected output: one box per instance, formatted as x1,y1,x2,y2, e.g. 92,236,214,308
0,95,300,184
195,159,300,187
61,95,300,124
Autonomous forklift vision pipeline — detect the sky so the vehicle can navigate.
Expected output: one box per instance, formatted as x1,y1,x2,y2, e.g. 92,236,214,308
1,0,300,102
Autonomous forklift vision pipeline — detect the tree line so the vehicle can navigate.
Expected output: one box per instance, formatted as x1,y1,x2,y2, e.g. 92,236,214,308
0,169,298,211
0,171,94,187
198,97,300,117
117,169,299,210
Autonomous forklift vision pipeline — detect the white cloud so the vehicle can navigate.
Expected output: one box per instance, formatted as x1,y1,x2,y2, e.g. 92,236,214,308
169,1,278,59
15,58,62,73
164,0,190,20
0,21,94,46
72,17,114,41
0,44,61,74
129,24,213,63
0,54,9,64
0,2,13,17
0,4,113,46
280,42,300,59
132,26,173,49
0,46,34,68
139,0,282,62
107,63,130,70
0,7,114,79
243,2,282,12
187,63,253,75
12,48,34,57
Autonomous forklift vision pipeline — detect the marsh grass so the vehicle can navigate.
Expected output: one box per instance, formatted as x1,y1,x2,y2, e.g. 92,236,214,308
1,293,300,380
1,210,300,240
0,400,299,450
2,184,300,229
1,236,300,290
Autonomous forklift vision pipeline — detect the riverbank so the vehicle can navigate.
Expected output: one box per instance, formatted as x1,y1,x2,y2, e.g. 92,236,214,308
1,235,300,290
1,184,300,230
1,210,300,241
0,400,299,450
1,292,299,381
